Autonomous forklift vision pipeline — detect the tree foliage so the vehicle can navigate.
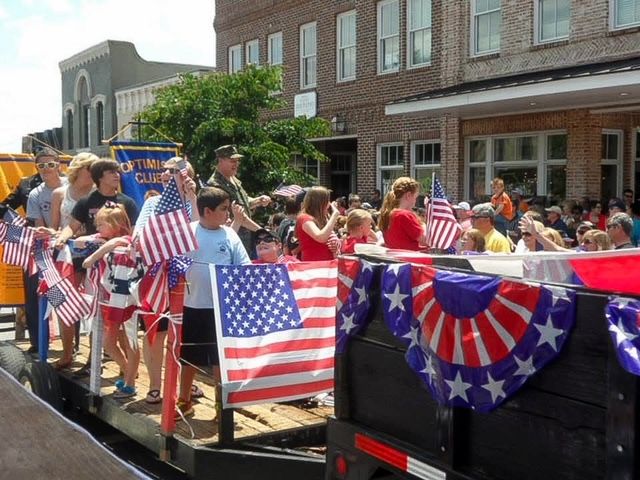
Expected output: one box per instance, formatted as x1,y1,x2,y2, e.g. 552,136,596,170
139,65,330,196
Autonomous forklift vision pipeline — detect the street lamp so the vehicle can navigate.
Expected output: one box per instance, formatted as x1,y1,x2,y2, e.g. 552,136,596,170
331,114,347,134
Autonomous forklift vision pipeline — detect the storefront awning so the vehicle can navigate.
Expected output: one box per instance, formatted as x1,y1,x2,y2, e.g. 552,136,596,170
385,57,640,118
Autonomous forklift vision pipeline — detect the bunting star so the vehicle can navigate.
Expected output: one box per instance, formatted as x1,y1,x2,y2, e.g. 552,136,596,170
482,372,506,403
609,318,639,346
354,286,367,305
513,355,536,376
545,285,570,307
339,312,357,335
386,263,404,276
445,371,472,402
403,324,421,350
361,260,374,273
534,316,564,351
384,284,408,312
420,353,436,378
624,345,640,361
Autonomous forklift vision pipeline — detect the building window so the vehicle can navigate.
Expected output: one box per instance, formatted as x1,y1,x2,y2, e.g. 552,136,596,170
291,154,319,179
407,0,432,68
378,143,404,195
96,101,104,144
228,44,242,73
268,32,283,66
245,39,259,66
412,141,441,192
337,10,357,82
612,0,640,29
300,22,317,89
378,0,400,73
601,130,623,201
82,104,90,148
472,0,501,56
536,0,570,43
465,132,567,202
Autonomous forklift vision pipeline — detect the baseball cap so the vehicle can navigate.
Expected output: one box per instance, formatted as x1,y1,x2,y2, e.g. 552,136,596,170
255,228,279,243
453,201,471,211
511,187,524,196
545,206,562,215
215,145,244,159
608,199,626,212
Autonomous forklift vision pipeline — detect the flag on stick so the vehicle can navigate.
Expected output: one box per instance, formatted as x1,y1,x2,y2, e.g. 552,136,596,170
273,184,304,198
425,177,461,250
2,223,34,270
137,177,198,266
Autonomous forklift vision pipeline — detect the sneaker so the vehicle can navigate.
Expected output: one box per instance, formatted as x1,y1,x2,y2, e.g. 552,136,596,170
191,384,205,399
113,385,136,399
145,389,162,404
174,399,194,420
114,379,125,391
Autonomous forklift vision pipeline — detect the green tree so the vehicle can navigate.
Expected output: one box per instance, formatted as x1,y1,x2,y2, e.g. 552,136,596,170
139,65,330,196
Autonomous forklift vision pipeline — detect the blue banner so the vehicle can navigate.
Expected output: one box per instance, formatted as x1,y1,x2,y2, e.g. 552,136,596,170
110,141,179,207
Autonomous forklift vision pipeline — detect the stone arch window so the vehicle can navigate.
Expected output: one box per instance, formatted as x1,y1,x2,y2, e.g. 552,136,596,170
65,109,74,149
92,94,106,146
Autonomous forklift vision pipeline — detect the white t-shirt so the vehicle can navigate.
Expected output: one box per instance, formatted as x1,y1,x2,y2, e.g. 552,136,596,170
184,223,251,308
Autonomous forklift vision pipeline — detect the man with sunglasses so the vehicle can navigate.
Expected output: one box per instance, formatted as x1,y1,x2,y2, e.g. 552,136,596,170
470,203,512,254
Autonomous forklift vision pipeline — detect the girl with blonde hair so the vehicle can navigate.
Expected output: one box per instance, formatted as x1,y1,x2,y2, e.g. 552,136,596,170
342,208,376,254
580,230,613,251
295,186,341,261
379,177,425,250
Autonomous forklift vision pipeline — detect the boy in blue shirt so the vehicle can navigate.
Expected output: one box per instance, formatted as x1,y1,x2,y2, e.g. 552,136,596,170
177,187,251,419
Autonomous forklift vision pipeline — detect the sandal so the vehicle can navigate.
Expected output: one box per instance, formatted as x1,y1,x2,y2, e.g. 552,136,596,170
53,360,73,371
174,398,194,421
191,384,205,398
145,389,162,404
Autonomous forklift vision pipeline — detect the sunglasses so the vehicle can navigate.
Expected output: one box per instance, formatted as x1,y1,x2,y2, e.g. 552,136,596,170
606,224,617,230
36,161,58,169
256,236,276,245
471,215,489,219
164,167,178,174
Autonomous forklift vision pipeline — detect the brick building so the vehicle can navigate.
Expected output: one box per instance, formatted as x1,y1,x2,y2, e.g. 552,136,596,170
215,0,640,206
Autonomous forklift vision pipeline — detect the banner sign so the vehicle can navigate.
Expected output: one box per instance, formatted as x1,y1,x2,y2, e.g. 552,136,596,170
110,141,179,207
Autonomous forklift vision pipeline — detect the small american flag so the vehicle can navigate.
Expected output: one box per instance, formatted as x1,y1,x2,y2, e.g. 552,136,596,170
212,261,337,408
4,207,27,227
425,178,461,250
132,262,169,314
2,223,34,270
273,184,304,197
33,239,60,291
137,177,198,266
45,279,90,326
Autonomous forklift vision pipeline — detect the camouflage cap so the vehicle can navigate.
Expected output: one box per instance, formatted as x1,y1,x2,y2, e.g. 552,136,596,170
215,145,244,159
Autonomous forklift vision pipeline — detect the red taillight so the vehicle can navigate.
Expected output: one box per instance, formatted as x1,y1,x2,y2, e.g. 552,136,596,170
335,452,348,477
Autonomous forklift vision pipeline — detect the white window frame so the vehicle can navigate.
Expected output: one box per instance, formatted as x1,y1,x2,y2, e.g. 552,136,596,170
267,32,283,66
245,39,259,66
291,154,320,180
300,22,317,89
228,44,242,73
534,0,570,44
411,140,441,192
470,0,501,57
377,0,400,74
601,129,624,197
610,0,640,30
407,0,432,69
337,10,357,82
463,130,567,199
377,142,405,195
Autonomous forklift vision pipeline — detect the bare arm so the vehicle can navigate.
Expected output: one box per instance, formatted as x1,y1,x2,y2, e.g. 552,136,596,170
55,219,82,248
49,188,64,231
520,216,570,252
301,203,340,243
82,237,130,269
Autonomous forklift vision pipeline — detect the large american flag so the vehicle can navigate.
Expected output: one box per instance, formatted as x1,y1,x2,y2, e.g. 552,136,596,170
212,261,337,408
2,223,34,270
425,178,461,250
137,176,197,266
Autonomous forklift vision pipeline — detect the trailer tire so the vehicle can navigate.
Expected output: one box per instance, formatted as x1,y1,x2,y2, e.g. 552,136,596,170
18,361,63,411
0,341,27,378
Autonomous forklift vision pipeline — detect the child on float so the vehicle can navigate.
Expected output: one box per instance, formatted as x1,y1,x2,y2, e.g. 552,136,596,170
176,186,251,419
379,177,427,251
341,208,376,254
82,204,142,399
490,177,515,236
295,186,341,261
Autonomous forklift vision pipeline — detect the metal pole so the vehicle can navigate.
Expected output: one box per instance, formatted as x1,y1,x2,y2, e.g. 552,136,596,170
37,295,48,361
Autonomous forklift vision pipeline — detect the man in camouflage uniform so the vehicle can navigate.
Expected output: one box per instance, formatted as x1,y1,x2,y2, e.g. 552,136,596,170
207,145,271,252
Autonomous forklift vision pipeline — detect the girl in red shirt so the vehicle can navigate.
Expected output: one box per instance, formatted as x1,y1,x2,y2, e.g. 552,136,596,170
296,187,341,261
379,177,426,251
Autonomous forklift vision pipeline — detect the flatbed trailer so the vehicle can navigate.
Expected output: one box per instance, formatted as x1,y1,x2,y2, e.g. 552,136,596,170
8,336,331,480
325,254,640,480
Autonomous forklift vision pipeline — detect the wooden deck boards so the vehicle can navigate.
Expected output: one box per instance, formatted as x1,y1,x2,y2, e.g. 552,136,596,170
17,336,332,447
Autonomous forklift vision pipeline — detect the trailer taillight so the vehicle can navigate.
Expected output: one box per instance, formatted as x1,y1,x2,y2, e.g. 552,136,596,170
335,452,348,477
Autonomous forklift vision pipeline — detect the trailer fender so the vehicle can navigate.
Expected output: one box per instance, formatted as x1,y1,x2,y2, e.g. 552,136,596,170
0,341,27,378
19,360,63,411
